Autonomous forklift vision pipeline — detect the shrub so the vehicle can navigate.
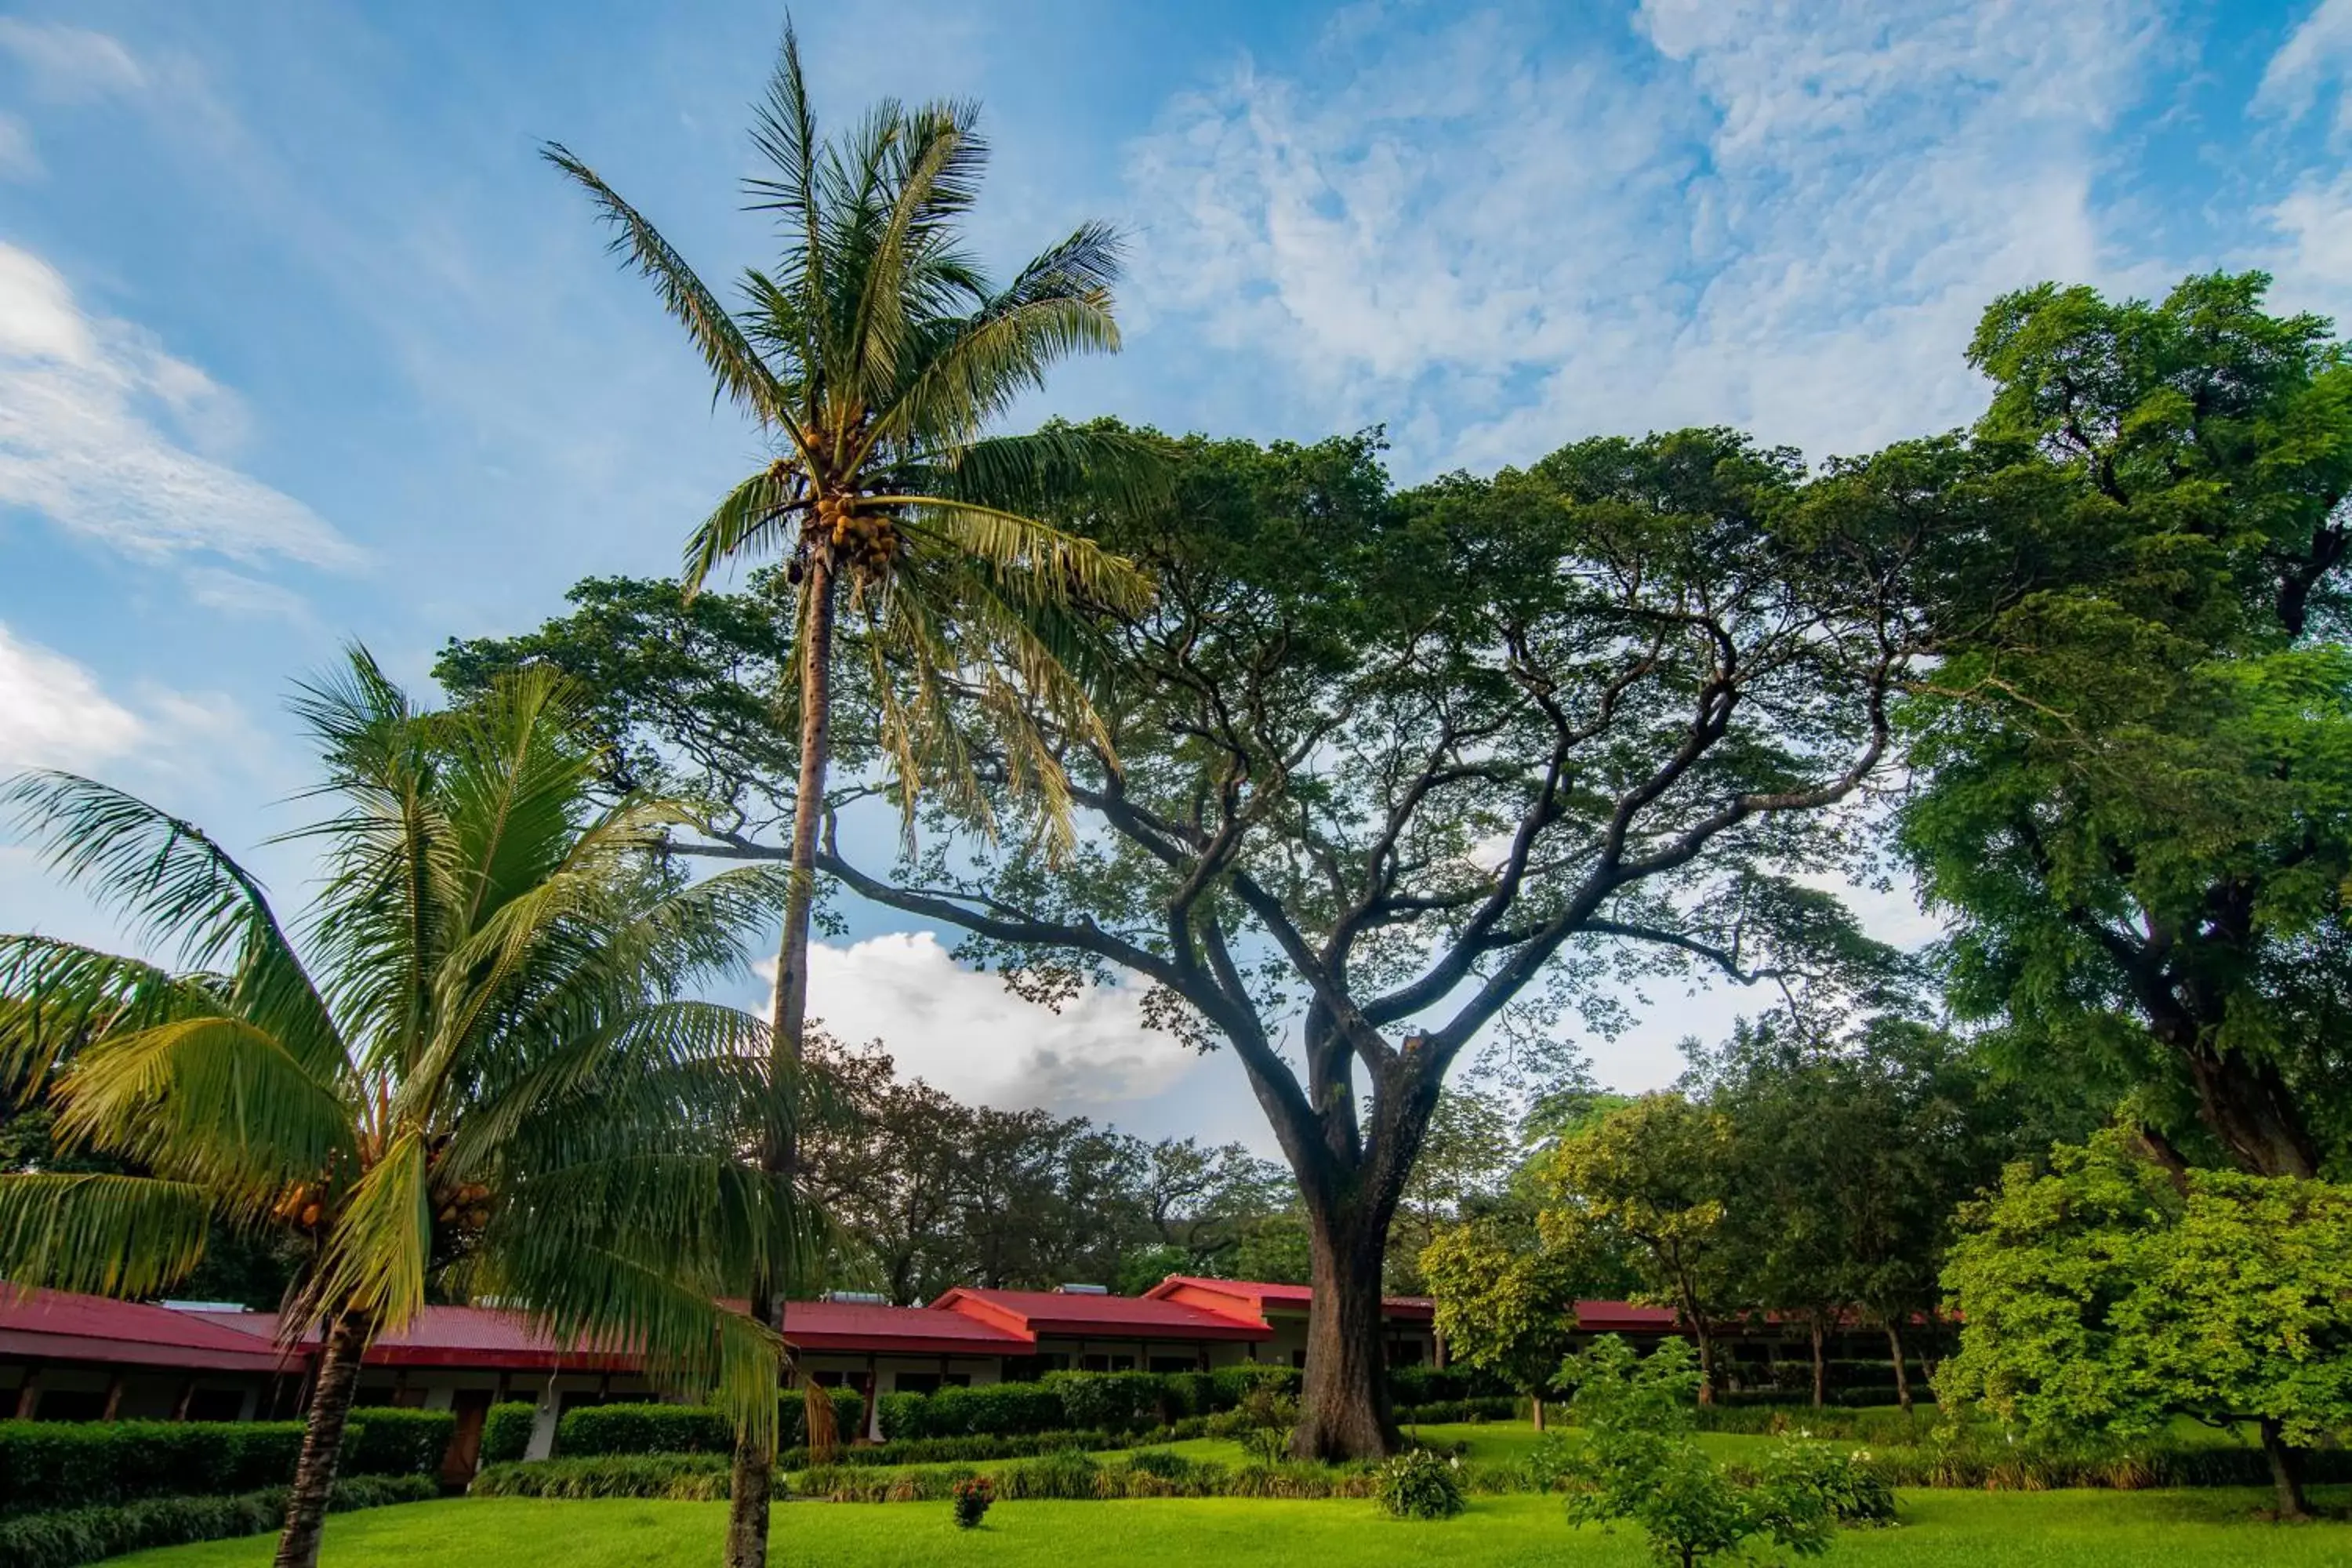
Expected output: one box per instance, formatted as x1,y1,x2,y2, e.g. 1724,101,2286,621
556,1403,731,1457
480,1402,539,1465
1209,1364,1298,1409
340,1408,456,1479
1396,1396,1520,1425
1373,1448,1466,1520
993,1446,1104,1501
950,1474,994,1528
0,1475,434,1568
1046,1370,1167,1432
1754,1441,1897,1526
469,1453,735,1501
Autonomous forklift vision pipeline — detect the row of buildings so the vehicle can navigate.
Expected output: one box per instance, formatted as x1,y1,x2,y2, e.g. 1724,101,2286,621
0,1276,1690,1480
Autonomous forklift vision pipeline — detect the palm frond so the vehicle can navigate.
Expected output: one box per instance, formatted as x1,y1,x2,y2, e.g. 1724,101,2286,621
895,497,1155,615
892,425,1174,524
543,142,791,434
2,773,347,1081
0,1173,213,1298
683,460,808,593
55,1015,355,1210
0,937,219,1102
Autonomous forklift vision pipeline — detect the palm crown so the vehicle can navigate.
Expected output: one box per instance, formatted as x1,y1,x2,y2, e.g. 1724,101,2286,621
0,654,808,1428
545,23,1156,843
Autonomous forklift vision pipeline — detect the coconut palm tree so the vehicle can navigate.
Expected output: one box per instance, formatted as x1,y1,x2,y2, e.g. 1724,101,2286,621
0,654,816,1568
547,23,1155,1563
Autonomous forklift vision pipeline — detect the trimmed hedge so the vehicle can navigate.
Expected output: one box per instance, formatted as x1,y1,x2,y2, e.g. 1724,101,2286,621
472,1454,734,1501
557,1403,731,1457
0,1474,434,1568
1396,1395,1522,1425
342,1407,457,1479
0,1412,453,1515
481,1402,539,1465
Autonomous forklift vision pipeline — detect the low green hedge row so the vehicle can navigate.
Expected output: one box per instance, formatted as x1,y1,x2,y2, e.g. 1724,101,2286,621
472,1454,735,1501
0,1409,456,1515
0,1474,435,1568
1396,1396,1523,1425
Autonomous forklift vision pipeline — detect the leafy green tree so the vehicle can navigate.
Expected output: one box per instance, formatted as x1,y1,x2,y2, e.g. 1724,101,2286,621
543,26,1151,1559
1694,1018,2037,1409
1937,1131,2352,1519
1420,1215,1584,1428
1539,1094,1744,1402
1900,272,2352,1178
0,658,801,1568
1558,1336,1837,1568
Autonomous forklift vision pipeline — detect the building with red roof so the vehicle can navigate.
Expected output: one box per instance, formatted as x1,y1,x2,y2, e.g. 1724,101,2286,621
2,1274,1741,1472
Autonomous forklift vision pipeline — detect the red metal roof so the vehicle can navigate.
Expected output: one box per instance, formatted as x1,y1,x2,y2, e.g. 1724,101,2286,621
194,1307,641,1372
0,1287,299,1373
779,1300,1031,1358
929,1287,1269,1342
1144,1276,1438,1323
1573,1299,1680,1332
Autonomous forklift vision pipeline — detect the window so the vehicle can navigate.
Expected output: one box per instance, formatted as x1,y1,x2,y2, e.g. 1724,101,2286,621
187,1388,249,1423
34,1389,106,1422
894,1374,942,1396
806,1370,856,1388
1385,1339,1424,1367
942,1373,972,1388
1077,1354,1137,1374
1148,1357,1196,1374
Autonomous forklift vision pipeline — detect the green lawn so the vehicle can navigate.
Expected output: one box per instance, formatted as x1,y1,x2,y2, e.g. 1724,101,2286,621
118,1489,2352,1568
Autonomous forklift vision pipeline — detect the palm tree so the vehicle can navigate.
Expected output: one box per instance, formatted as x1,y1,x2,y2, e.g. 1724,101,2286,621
0,655,814,1568
548,23,1154,1563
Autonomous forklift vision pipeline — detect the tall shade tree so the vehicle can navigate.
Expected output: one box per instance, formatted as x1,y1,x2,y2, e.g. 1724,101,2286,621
543,24,1152,1562
445,426,1934,1457
0,657,805,1568
1900,272,2352,1178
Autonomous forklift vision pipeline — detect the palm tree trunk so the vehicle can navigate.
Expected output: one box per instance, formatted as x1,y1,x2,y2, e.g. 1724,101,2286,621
273,1313,368,1568
725,551,837,1568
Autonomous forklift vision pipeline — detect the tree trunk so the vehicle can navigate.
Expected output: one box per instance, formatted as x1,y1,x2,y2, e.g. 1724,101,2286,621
2258,1418,2310,1522
1885,1322,1911,1414
273,1314,368,1568
1291,1216,1398,1461
1809,1315,1828,1410
1530,1395,1544,1433
1692,1322,1717,1406
725,552,836,1568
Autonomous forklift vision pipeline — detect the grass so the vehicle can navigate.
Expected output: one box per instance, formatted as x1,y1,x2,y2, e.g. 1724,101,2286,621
115,1488,2352,1568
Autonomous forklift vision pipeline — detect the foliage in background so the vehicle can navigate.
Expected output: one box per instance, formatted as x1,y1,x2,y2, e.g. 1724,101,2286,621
1936,1131,2352,1519
1899,272,2352,1180
1420,1214,1586,1428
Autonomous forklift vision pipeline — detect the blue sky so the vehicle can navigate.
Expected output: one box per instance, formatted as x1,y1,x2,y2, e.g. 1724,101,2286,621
3,0,2350,1149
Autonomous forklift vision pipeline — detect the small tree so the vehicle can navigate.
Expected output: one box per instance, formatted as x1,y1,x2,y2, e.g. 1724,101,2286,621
1541,1096,1741,1401
1938,1131,2352,1519
1420,1216,1581,1429
1559,1336,1835,1568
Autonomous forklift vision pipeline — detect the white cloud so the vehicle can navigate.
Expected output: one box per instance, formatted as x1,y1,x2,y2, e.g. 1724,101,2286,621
0,241,361,568
0,20,145,101
0,622,146,772
2256,0,2352,138
180,565,318,626
2256,171,2352,326
0,112,38,180
1123,0,2162,472
794,931,1205,1115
